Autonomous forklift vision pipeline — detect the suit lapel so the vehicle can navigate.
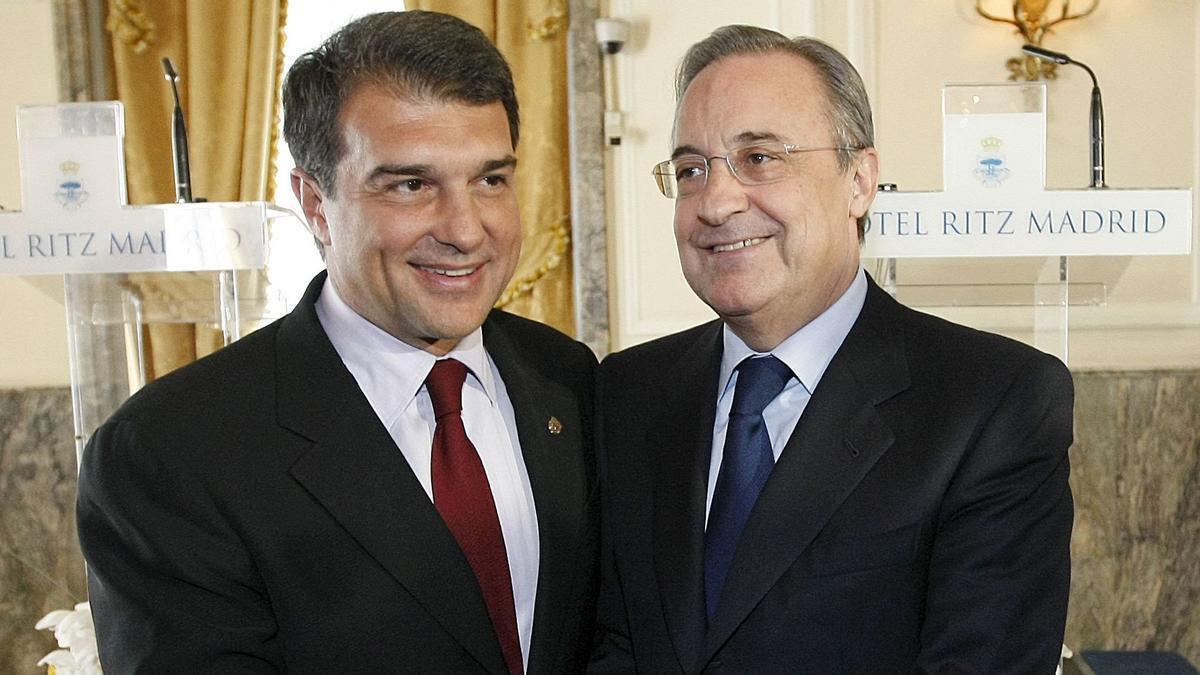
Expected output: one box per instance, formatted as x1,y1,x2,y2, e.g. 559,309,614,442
700,280,911,665
277,274,508,675
483,315,589,675
649,322,724,673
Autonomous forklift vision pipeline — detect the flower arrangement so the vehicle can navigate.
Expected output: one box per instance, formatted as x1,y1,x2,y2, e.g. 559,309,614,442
35,602,102,674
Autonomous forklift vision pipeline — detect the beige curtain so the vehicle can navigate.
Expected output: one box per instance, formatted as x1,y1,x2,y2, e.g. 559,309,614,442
105,0,286,379
408,0,575,336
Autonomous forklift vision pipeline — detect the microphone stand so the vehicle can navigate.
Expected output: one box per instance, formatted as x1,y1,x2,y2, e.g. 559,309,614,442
1021,45,1106,189
161,58,194,203
1020,45,1110,364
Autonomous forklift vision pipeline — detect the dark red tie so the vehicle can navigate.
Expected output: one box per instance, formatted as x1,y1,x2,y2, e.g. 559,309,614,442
426,359,523,675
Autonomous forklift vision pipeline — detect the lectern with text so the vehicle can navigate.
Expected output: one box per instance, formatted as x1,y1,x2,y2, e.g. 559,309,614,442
0,102,293,457
865,82,1192,362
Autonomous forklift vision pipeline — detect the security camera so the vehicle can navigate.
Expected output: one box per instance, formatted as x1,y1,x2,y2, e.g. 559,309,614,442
595,17,630,55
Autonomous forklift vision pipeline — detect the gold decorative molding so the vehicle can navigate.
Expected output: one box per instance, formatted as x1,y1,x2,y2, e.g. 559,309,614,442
266,0,289,202
975,0,1100,81
106,0,156,55
527,3,566,41
496,217,570,307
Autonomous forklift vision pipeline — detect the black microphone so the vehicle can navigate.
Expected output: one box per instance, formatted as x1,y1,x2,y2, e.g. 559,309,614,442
1022,44,1105,188
161,57,194,203
1020,44,1070,65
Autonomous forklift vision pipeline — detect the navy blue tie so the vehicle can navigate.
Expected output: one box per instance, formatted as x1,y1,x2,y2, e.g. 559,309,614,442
704,355,793,620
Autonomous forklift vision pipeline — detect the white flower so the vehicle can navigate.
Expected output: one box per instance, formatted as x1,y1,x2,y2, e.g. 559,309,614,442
1056,643,1074,675
34,610,73,633
35,602,102,674
36,649,76,669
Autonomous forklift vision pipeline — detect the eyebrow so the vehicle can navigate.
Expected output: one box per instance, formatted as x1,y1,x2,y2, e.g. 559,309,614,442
365,163,433,187
670,131,785,159
364,155,518,186
480,155,518,173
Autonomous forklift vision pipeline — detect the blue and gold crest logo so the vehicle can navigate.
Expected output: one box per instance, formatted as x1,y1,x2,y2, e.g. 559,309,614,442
54,160,89,209
973,136,1010,187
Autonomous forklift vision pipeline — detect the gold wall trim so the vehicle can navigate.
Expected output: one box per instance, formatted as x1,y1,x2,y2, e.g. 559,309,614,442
267,0,289,201
106,0,154,55
528,4,566,41
497,217,570,307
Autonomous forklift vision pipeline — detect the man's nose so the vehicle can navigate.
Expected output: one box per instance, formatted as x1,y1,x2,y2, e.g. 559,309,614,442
434,190,487,251
694,158,749,226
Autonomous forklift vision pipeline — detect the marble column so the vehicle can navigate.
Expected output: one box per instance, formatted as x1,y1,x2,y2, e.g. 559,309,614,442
568,0,611,357
0,387,85,671
1067,369,1200,665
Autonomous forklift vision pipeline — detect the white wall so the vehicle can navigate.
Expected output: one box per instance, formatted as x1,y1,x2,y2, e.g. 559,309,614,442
0,0,69,387
602,0,1200,370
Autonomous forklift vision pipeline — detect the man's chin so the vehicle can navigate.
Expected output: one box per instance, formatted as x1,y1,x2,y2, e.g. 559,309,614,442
419,309,496,340
699,291,763,322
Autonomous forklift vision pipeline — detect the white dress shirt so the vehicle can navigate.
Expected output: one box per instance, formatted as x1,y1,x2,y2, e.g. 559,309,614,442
705,268,869,522
315,279,539,667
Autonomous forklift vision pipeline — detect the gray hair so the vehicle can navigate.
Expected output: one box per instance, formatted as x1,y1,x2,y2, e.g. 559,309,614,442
676,25,873,172
675,25,875,237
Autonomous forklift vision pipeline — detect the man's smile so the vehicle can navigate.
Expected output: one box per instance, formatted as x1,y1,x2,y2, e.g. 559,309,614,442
711,237,767,253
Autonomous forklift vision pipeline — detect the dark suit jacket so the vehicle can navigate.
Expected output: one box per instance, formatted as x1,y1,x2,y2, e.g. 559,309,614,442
590,277,1073,674
77,272,599,674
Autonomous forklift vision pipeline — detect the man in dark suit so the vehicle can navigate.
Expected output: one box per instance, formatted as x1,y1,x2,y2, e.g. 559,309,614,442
590,25,1073,674
77,12,597,674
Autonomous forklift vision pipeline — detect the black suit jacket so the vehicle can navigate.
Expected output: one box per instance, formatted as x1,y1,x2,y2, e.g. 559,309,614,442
591,277,1073,674
77,272,599,674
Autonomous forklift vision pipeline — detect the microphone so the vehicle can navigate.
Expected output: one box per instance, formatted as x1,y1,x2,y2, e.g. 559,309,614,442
161,57,194,203
1020,44,1070,65
1022,44,1105,188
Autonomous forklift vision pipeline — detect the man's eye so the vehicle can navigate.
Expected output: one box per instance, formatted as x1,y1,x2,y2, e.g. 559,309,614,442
742,150,780,166
397,178,426,192
675,164,706,182
481,174,508,188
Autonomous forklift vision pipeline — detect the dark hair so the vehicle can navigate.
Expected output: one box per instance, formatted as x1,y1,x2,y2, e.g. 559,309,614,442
676,25,874,237
281,10,519,196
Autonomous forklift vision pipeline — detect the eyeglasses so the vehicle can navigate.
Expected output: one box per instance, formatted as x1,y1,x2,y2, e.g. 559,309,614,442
651,142,861,198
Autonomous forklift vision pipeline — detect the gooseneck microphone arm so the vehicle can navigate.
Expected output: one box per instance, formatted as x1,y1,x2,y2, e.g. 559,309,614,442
1022,44,1106,188
161,57,194,203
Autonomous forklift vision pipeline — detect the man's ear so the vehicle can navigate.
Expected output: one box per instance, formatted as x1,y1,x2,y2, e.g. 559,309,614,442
291,168,333,247
848,148,880,220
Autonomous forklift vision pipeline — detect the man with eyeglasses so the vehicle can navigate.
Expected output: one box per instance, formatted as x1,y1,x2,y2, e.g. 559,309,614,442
590,25,1073,674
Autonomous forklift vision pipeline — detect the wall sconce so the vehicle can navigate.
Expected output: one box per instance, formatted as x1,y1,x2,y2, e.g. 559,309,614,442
975,0,1099,81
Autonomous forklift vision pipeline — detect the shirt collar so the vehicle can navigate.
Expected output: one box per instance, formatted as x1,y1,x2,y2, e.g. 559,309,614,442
314,278,497,428
717,267,868,401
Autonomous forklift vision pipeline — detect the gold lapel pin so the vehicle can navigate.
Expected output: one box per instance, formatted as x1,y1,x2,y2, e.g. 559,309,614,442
547,416,563,435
